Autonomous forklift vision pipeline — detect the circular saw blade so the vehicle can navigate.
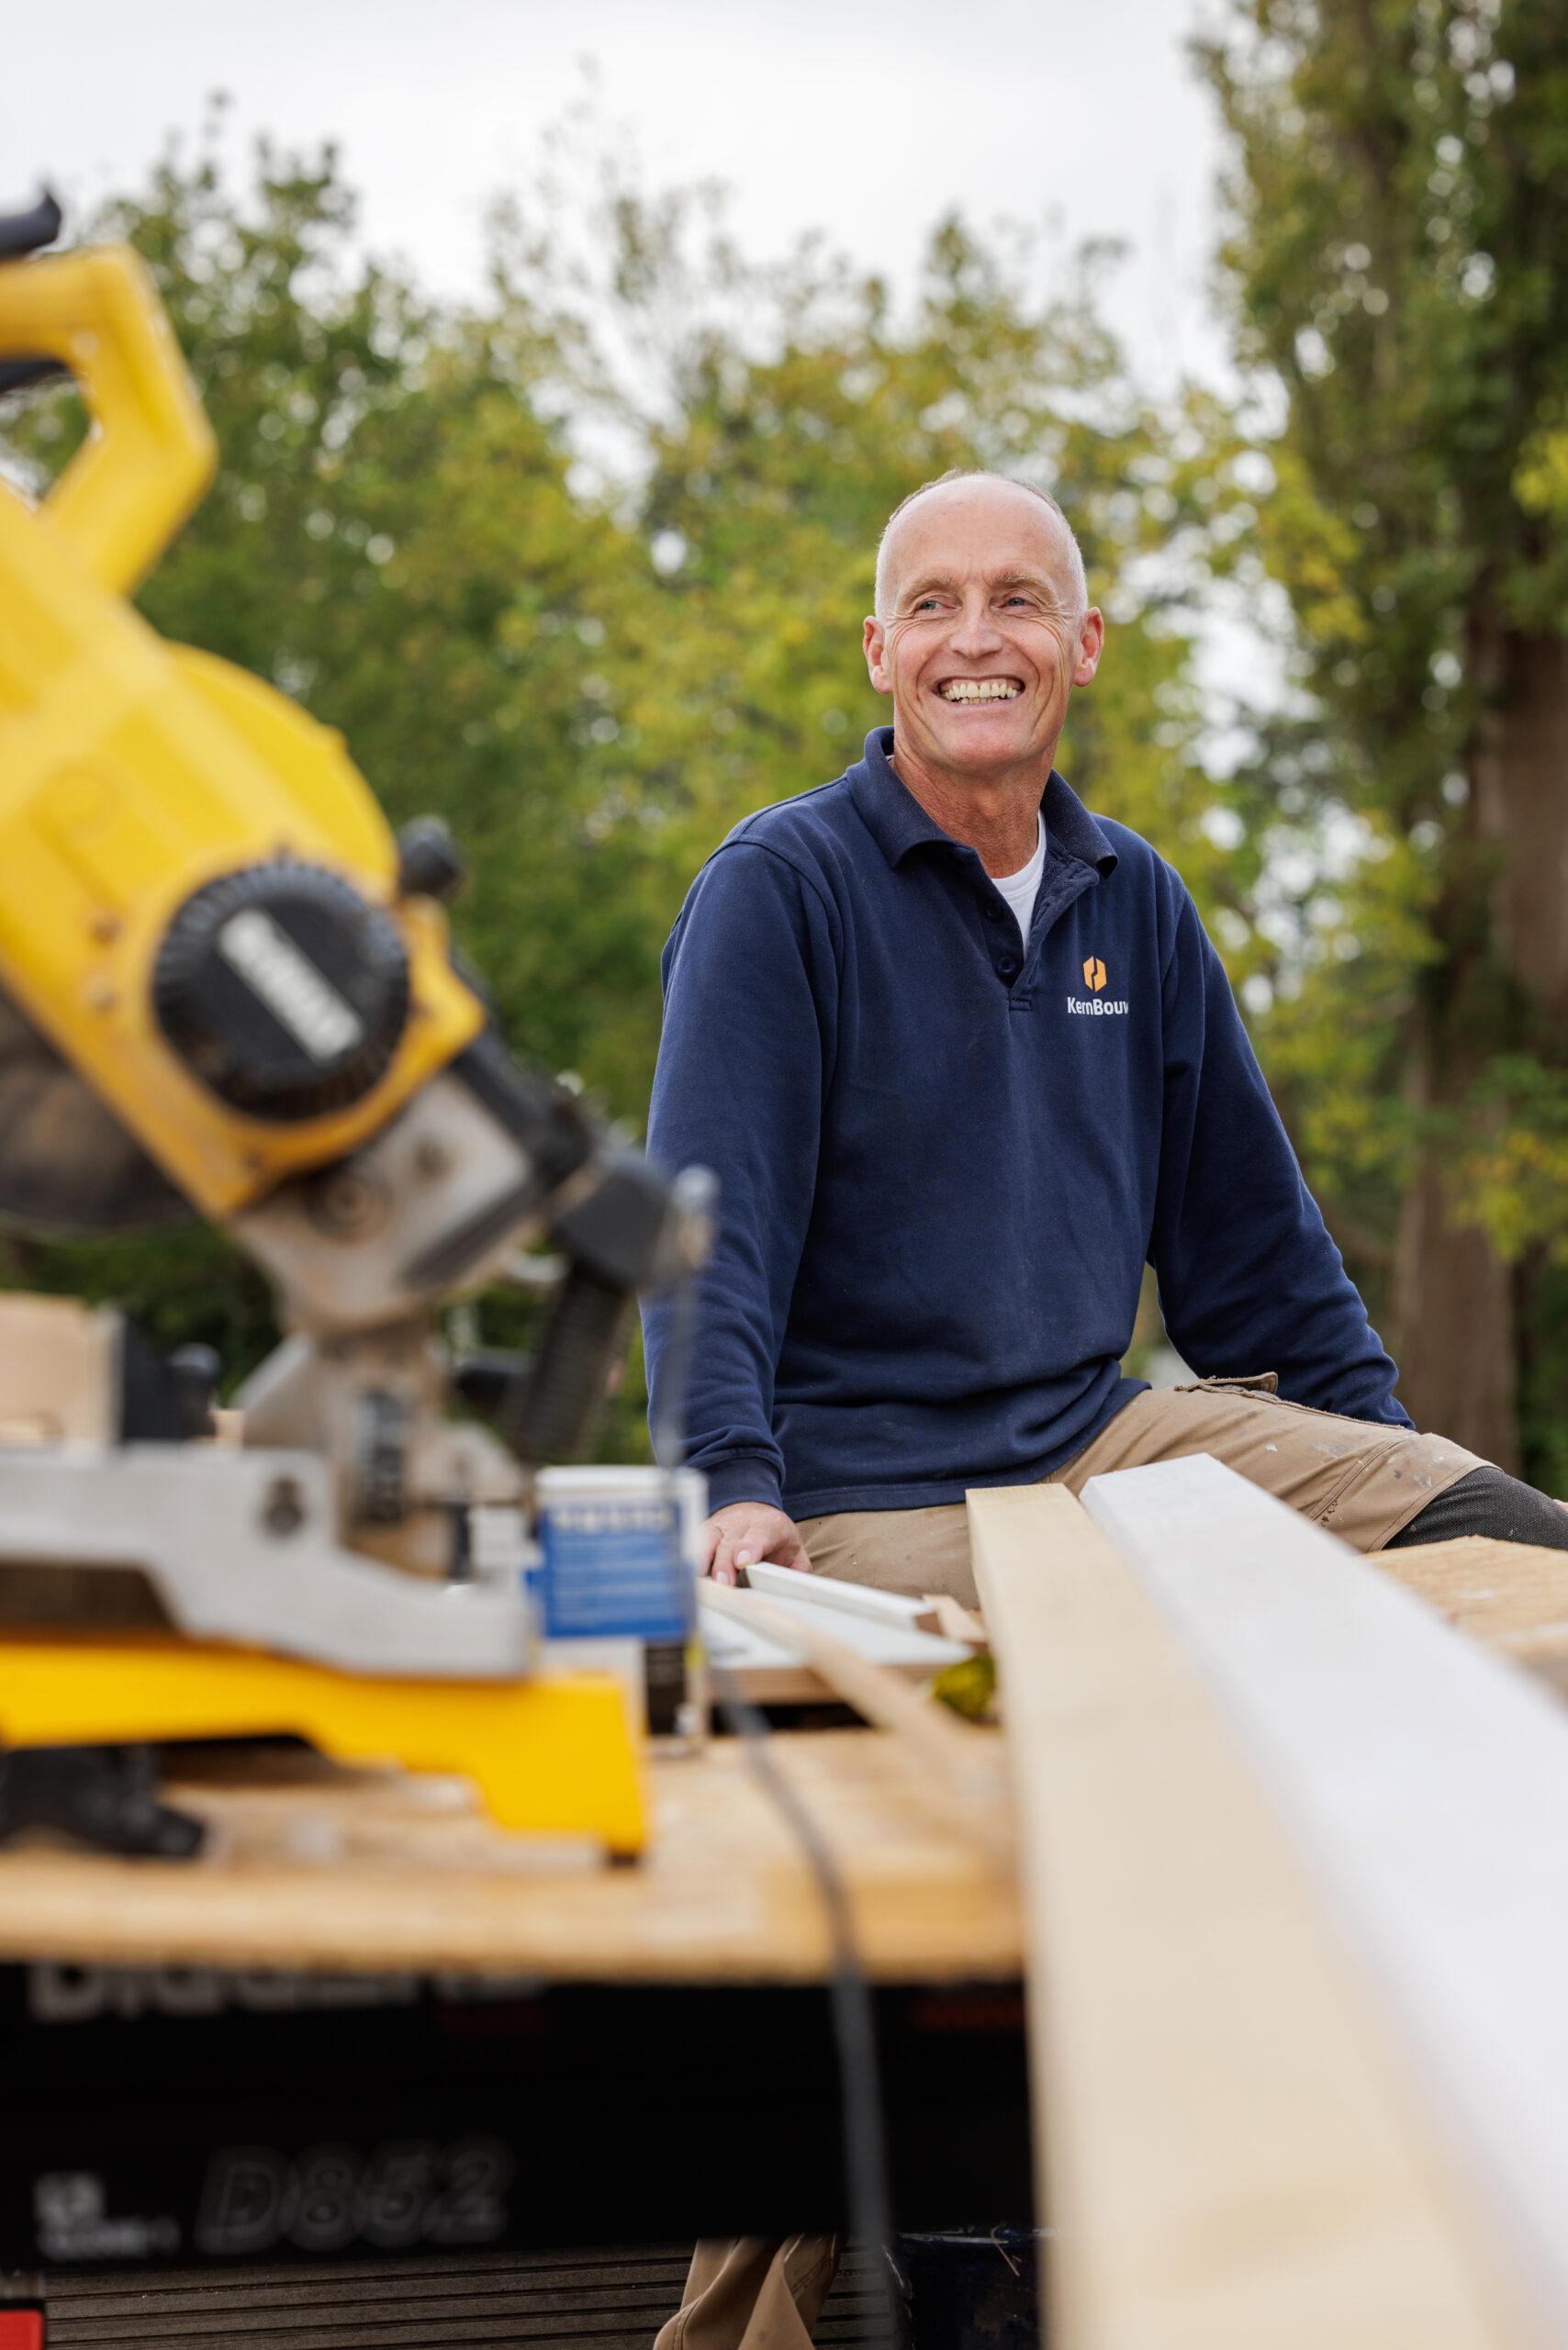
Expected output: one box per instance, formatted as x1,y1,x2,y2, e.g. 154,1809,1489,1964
0,987,192,1234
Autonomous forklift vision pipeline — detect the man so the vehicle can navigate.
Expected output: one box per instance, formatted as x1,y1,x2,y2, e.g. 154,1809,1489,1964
644,474,1568,2348
644,469,1567,1628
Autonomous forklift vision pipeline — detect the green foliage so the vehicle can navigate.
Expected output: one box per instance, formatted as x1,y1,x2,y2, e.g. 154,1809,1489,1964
1203,0,1568,643
0,1224,275,1393
1,135,1249,1445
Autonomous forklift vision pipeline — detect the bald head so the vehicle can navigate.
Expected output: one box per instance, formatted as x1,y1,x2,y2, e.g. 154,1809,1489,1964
860,465,1104,826
874,471,1087,621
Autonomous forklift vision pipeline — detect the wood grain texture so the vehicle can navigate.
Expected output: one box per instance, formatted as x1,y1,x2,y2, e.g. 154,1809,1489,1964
967,1480,1523,2350
0,1729,1020,1984
1086,1458,1568,2348
1377,1537,1568,1682
702,1582,1008,1829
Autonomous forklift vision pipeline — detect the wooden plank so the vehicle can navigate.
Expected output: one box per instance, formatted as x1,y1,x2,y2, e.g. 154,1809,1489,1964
701,1582,1006,1825
1376,1537,1568,1687
967,1479,1524,2350
698,1584,971,1677
699,1595,837,1701
0,1728,1020,1984
713,1663,838,1706
1084,1455,1568,2349
743,1559,948,1637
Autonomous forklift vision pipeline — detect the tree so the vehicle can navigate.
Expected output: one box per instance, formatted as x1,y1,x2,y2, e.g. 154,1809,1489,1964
1203,0,1568,1476
1,137,1249,1445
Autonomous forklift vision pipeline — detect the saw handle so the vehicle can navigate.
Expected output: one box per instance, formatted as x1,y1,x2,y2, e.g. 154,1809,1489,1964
503,1265,631,1466
0,233,217,594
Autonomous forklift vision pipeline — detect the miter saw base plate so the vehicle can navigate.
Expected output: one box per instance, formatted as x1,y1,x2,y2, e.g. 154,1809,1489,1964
0,1636,646,1860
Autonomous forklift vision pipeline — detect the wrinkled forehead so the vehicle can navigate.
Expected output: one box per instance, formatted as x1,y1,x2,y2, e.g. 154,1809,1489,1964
881,482,1077,607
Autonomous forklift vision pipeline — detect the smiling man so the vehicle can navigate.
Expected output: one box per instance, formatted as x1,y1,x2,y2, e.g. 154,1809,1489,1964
643,470,1568,1642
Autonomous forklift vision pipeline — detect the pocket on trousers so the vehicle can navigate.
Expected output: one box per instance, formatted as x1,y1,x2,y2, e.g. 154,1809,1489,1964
1174,1371,1281,1397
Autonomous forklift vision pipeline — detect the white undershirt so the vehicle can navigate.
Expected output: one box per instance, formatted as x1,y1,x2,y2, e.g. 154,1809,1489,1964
992,814,1047,951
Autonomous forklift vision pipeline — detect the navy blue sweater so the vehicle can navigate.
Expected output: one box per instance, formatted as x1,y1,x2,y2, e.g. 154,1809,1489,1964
644,728,1408,1518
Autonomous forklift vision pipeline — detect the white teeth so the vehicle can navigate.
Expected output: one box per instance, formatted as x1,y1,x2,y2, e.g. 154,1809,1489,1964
940,678,1021,701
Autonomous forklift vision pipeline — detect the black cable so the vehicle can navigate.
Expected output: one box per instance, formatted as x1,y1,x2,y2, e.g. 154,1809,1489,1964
709,1659,905,2344
651,1218,904,2343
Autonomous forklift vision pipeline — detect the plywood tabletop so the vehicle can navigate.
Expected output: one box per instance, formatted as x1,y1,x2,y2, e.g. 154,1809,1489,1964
0,1727,1021,1986
1376,1537,1568,1685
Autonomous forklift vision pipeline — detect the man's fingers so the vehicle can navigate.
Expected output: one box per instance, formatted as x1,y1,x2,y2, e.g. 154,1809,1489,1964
710,1538,744,1585
707,1525,759,1585
701,1505,808,1585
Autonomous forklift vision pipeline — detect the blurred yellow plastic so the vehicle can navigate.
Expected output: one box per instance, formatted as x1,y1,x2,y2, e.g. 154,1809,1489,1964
0,241,215,596
0,1634,648,1856
0,242,482,1218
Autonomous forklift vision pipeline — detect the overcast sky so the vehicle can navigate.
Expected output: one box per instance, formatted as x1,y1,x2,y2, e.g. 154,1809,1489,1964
6,0,1271,718
4,0,1232,389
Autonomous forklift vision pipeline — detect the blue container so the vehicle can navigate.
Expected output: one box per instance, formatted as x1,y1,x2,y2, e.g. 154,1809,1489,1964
535,1467,703,1643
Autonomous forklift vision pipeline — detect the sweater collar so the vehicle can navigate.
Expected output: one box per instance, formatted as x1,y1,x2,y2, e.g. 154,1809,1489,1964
849,726,1117,879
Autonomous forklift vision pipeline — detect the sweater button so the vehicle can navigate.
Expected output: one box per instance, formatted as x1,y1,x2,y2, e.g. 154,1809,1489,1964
995,955,1019,979
982,902,1001,922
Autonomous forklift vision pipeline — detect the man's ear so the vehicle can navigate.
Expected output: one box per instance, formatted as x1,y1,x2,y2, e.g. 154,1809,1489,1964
864,614,892,697
1072,607,1105,689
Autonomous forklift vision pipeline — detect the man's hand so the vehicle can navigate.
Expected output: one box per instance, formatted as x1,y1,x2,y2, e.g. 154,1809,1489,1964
701,1501,812,1585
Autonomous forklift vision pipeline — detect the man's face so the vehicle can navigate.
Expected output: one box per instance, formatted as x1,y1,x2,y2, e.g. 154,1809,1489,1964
863,480,1103,785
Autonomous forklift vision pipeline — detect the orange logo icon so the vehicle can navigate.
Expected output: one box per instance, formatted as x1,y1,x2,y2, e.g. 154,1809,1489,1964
1082,957,1107,993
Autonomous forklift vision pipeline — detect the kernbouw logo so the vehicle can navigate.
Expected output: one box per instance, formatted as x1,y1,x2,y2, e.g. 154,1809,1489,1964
1069,955,1128,1016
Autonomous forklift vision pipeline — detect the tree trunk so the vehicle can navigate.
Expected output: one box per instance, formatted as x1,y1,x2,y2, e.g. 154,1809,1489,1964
1389,1106,1518,1466
1474,629,1568,1014
1389,628,1568,1471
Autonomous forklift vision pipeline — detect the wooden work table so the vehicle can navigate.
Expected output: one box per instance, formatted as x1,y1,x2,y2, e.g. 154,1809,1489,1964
0,1724,1021,1985
1375,1534,1568,1689
9,1535,1553,1999
9,1528,1562,2299
0,1721,1033,2276
0,1537,1560,2001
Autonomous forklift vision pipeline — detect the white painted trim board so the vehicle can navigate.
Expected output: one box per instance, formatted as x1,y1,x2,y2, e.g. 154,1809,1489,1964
1083,1452,1568,2346
967,1480,1519,2350
743,1559,942,1633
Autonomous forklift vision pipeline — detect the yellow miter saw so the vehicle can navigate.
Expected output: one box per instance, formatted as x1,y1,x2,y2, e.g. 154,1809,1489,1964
0,194,702,1860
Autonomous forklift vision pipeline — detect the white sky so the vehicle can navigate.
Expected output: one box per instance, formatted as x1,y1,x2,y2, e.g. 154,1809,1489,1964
4,0,1232,391
6,0,1277,720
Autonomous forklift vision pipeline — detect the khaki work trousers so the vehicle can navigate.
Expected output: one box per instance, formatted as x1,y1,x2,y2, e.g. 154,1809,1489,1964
651,2234,843,2350
797,1373,1484,1614
655,1376,1484,2348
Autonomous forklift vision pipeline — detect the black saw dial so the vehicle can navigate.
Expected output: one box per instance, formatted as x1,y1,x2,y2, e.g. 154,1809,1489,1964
153,864,410,1123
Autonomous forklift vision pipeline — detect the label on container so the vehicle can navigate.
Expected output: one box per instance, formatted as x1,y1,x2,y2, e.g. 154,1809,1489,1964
540,1494,693,1640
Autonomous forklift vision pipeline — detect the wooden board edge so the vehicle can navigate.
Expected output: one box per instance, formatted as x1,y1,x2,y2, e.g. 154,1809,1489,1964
966,1481,1533,2350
